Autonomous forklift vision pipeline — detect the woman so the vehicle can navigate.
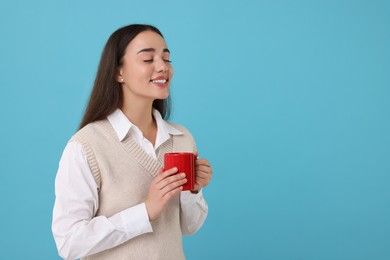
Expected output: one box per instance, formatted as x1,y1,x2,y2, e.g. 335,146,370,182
52,24,212,260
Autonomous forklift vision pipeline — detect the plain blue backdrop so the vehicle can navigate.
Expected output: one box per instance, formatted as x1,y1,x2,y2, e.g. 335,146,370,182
0,0,389,259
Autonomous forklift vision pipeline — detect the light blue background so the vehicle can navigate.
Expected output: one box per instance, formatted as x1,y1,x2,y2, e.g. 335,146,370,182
0,0,389,259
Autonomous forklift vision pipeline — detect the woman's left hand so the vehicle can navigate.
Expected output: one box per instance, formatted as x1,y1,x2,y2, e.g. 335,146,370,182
193,152,213,192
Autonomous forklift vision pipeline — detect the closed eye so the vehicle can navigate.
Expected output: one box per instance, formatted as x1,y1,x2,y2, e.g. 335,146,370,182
144,59,172,63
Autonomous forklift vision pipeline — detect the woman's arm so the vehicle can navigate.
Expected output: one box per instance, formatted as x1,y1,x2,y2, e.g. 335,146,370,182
180,155,213,235
180,191,208,235
52,142,152,259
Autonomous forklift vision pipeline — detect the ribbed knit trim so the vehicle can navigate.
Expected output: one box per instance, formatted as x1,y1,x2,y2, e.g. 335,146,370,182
70,133,102,190
157,137,173,166
99,119,173,178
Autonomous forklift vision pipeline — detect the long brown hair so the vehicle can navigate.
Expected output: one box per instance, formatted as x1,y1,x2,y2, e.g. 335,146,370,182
79,24,171,129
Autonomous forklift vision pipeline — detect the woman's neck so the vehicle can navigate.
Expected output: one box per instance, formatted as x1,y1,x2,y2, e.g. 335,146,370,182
121,97,157,145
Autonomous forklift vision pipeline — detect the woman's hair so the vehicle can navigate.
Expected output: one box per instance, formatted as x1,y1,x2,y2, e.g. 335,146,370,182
79,24,171,129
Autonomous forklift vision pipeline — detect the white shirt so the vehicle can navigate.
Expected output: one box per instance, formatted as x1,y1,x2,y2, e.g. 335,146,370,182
52,109,208,260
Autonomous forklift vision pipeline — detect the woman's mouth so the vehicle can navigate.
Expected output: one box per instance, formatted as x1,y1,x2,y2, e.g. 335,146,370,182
150,77,169,87
151,79,167,84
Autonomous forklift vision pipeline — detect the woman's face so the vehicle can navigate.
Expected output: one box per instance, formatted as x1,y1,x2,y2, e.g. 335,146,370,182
118,30,174,102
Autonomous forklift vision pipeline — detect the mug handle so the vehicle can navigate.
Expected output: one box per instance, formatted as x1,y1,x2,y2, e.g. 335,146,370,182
191,152,199,194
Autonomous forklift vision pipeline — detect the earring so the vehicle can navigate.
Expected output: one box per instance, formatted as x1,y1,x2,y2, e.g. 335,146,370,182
120,78,124,82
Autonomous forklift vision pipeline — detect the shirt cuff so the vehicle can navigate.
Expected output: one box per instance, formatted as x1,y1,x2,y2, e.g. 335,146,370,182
180,190,203,204
109,203,153,236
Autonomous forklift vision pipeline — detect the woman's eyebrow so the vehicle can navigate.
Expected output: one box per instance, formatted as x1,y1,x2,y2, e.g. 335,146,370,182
137,48,170,54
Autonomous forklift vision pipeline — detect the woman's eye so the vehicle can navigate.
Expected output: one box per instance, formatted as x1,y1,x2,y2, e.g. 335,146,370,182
143,58,172,63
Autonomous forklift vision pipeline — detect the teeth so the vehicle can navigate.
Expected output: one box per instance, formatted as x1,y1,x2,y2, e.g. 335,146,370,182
152,79,167,84
152,79,167,83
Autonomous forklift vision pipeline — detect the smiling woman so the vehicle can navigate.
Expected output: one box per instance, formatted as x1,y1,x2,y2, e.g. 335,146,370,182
51,24,213,260
78,25,171,130
118,30,174,122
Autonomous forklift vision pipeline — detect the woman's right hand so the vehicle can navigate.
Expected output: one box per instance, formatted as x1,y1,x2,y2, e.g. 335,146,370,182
145,167,187,221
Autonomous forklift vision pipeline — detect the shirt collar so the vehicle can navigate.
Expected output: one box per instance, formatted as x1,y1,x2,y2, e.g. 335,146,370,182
153,109,183,148
107,108,183,142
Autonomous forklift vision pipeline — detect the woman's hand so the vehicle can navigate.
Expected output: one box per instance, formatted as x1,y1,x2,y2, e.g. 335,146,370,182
193,152,213,192
145,167,187,221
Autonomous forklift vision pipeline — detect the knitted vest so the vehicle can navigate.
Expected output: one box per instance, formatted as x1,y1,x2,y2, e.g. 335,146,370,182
70,119,196,260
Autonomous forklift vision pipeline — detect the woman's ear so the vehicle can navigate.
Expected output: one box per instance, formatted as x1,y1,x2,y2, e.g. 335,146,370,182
116,69,124,83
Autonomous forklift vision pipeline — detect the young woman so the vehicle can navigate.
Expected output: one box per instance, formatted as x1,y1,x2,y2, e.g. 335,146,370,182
52,24,212,260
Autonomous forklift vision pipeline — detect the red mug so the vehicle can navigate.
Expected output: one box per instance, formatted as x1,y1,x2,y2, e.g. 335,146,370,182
164,152,196,191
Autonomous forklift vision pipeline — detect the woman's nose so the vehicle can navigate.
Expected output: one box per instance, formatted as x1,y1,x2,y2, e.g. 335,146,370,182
156,58,168,72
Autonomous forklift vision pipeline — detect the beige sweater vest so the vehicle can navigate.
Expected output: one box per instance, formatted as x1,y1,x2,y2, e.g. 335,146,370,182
71,119,196,260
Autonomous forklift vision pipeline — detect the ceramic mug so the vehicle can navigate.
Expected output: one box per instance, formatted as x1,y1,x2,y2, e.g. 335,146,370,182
164,152,195,191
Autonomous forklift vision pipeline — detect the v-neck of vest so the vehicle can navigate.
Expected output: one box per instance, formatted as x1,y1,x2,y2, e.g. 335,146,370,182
101,119,173,178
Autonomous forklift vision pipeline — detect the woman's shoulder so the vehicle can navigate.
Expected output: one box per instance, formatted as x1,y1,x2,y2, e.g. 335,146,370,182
165,121,196,151
165,121,193,136
70,119,111,142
